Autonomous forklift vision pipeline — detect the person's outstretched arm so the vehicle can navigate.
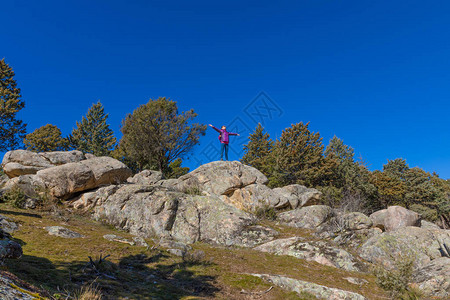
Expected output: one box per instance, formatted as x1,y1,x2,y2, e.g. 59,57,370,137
228,131,240,136
209,124,221,133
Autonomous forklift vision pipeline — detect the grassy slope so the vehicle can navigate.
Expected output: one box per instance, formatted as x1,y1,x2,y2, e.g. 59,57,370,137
1,203,389,299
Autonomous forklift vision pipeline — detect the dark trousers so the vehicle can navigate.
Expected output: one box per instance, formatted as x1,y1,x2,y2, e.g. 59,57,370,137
220,143,229,160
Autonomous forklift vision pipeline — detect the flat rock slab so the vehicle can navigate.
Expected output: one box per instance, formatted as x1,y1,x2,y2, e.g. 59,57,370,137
249,273,367,300
45,226,83,238
254,237,362,272
103,234,148,247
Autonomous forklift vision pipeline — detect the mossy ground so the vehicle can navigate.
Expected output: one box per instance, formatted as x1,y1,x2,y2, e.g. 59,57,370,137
0,203,389,299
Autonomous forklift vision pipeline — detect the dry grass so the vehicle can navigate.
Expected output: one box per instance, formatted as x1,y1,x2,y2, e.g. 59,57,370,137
76,283,103,300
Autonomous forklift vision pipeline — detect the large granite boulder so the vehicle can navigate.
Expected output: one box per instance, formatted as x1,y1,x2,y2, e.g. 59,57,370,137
254,237,363,271
224,183,323,212
175,161,268,196
278,205,334,229
93,184,277,247
369,206,421,232
250,274,366,300
358,226,450,270
221,183,288,212
2,150,86,178
30,156,131,200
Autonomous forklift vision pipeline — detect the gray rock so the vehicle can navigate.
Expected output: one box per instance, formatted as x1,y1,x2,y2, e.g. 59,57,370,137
343,277,369,286
222,183,288,212
0,239,23,260
93,185,275,247
39,150,86,165
1,150,53,178
167,248,184,257
36,156,132,199
176,161,268,196
250,274,367,300
0,272,39,299
369,206,421,232
369,209,387,230
420,220,441,230
132,236,149,247
412,257,450,298
156,238,192,252
338,212,373,231
127,170,163,185
0,215,19,234
3,175,46,198
272,184,322,209
254,237,363,271
358,226,450,270
45,226,83,238
231,225,278,247
103,234,134,245
278,205,334,229
384,206,421,231
1,150,86,178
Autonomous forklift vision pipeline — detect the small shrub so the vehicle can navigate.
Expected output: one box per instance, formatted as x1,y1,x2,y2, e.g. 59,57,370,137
1,185,27,208
34,186,59,211
373,255,419,299
181,181,202,195
255,205,277,221
182,250,206,264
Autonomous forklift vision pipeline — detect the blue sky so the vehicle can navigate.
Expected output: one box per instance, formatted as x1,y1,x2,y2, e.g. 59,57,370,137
3,1,450,178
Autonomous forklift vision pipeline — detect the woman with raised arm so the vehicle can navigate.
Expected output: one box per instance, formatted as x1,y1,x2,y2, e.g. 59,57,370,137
209,124,239,161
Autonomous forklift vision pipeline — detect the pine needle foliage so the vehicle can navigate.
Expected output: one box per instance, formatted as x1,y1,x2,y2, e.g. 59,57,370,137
70,101,116,156
241,123,273,172
23,124,69,152
118,97,206,175
0,59,26,151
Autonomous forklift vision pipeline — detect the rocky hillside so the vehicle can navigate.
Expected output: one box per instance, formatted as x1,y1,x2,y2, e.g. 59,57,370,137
0,150,449,299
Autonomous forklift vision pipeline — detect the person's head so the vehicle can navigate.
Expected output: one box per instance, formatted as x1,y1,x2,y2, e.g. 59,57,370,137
221,125,226,130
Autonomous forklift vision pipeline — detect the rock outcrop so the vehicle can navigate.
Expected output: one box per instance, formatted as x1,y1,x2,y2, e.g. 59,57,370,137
3,157,131,200
359,226,450,270
412,257,450,298
175,161,268,196
254,237,363,271
93,184,277,247
250,274,366,300
2,150,86,178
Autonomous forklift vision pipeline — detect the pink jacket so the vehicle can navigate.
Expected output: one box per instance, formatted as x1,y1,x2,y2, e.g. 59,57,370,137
211,126,238,144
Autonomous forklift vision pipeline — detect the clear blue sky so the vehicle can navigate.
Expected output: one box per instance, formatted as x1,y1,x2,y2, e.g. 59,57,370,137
3,1,450,178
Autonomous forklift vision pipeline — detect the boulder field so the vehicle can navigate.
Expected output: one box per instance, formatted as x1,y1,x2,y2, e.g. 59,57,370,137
1,150,449,298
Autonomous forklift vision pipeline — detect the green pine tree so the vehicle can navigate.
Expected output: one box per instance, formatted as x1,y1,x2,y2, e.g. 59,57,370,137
118,97,206,175
69,101,116,156
23,124,69,152
241,123,273,172
0,59,26,151
270,122,326,187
